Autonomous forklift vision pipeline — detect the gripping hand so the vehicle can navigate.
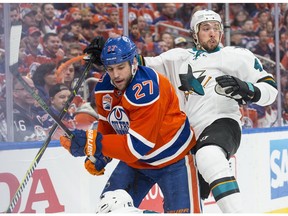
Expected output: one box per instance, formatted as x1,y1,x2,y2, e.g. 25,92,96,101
60,129,103,158
83,36,106,66
60,129,90,157
84,155,112,176
215,75,260,104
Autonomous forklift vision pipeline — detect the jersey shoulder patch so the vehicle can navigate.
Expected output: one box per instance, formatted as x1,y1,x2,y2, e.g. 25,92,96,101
124,66,159,106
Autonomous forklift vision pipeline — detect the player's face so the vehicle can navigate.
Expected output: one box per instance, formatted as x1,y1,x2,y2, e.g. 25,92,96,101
106,61,133,91
197,21,222,52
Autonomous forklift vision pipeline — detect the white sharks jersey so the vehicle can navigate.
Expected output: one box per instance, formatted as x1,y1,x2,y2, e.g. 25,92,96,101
144,46,277,139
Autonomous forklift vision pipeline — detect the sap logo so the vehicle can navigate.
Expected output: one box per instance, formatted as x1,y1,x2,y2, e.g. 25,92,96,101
270,139,288,199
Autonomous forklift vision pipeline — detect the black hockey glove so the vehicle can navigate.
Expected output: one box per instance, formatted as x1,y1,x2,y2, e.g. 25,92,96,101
83,36,106,66
215,75,261,104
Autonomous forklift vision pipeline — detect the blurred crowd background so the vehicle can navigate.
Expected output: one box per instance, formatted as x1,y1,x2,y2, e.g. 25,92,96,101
0,2,288,142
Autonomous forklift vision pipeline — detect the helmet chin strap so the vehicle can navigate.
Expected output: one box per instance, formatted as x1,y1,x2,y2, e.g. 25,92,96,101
131,62,138,77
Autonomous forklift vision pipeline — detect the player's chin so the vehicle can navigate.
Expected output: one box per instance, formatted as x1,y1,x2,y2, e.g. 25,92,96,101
114,81,126,91
206,43,218,52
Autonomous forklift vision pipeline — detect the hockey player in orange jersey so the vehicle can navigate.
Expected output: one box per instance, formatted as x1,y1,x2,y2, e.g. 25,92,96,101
60,36,201,213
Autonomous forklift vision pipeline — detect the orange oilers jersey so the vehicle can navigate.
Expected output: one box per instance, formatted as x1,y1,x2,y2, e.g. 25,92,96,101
94,65,196,169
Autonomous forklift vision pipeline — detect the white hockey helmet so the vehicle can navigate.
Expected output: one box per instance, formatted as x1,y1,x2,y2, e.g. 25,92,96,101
95,189,134,213
190,9,223,34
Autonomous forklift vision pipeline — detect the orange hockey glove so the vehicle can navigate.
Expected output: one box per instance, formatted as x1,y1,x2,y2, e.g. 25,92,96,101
60,136,71,152
84,156,112,176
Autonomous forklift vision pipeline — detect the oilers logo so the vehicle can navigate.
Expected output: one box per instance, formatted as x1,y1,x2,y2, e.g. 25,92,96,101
103,94,112,111
107,106,130,134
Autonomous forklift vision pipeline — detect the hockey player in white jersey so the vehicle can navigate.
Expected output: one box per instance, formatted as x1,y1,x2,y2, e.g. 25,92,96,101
95,189,158,214
141,9,278,212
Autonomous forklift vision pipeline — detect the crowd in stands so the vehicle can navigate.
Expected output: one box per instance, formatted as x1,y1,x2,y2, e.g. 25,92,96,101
0,2,288,141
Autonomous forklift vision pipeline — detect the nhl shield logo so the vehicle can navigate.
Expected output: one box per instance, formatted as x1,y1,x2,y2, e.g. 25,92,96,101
103,94,112,111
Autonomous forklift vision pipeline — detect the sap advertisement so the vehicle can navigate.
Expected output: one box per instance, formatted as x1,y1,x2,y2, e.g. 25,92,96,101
1,127,288,213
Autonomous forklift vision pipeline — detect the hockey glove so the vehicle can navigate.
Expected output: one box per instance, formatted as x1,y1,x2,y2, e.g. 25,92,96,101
83,36,106,66
60,129,103,158
84,155,112,176
215,75,260,104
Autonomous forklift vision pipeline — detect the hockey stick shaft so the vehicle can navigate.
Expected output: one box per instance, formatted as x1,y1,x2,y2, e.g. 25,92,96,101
6,58,94,213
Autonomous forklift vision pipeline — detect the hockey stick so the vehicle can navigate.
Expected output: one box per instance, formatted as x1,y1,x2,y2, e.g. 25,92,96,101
6,25,95,213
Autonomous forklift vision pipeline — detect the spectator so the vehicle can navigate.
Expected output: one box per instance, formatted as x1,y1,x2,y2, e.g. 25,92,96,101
57,58,77,89
254,11,271,35
239,105,258,128
91,14,108,39
20,8,37,38
57,25,69,41
65,43,83,59
229,3,244,20
41,3,58,34
175,3,195,29
61,32,78,53
32,62,58,102
138,3,157,26
241,19,259,50
252,29,275,61
137,16,149,38
281,51,288,70
230,30,245,47
80,8,93,21
88,3,109,16
64,7,82,24
81,20,96,42
18,26,43,75
280,9,288,34
0,76,45,142
42,32,64,65
160,32,174,50
279,32,288,61
31,4,44,31
105,6,123,38
266,20,275,43
257,105,278,128
68,19,82,38
10,4,21,25
250,3,271,19
280,70,288,93
230,10,249,31
154,40,168,55
129,19,145,54
174,36,188,48
23,26,43,56
41,83,75,140
67,20,89,47
153,3,183,36
49,83,71,114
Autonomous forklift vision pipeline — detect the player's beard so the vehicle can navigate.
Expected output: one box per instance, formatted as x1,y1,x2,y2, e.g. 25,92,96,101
200,39,219,52
113,74,133,91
